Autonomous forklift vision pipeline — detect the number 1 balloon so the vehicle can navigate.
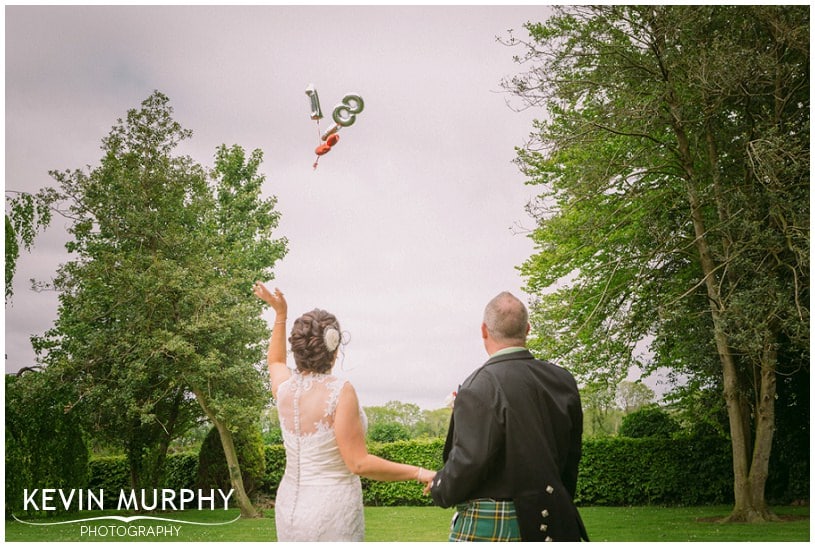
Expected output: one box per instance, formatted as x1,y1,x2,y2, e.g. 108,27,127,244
305,84,365,169
305,84,323,121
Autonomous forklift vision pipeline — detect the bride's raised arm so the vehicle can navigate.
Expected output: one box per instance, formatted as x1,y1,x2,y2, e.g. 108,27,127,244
335,381,435,488
253,282,292,398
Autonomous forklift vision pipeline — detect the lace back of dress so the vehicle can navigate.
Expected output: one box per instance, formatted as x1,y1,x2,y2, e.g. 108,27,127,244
278,373,343,438
277,373,345,529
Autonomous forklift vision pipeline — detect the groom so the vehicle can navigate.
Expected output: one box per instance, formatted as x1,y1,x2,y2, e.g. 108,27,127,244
428,292,588,541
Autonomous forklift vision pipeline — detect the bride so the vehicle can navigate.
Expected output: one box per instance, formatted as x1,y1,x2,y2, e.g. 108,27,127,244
253,283,435,541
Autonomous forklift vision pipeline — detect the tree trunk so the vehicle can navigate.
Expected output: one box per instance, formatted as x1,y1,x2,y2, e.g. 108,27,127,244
721,342,780,523
148,388,184,489
699,112,780,522
682,163,778,523
658,34,778,517
681,164,778,522
191,386,260,518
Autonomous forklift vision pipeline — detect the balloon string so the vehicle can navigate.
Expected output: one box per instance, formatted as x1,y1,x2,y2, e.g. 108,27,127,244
313,119,322,170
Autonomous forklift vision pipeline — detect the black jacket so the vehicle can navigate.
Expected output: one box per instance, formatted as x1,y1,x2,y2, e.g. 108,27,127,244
430,349,588,541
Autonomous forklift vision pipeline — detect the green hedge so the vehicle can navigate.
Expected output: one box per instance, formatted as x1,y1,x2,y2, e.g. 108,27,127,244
263,444,286,494
86,453,198,506
363,438,445,506
87,456,131,507
87,435,788,508
163,452,199,491
576,435,733,506
259,439,444,506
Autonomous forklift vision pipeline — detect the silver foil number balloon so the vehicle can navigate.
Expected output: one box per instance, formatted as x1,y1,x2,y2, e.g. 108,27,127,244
306,84,365,168
305,84,323,121
332,93,365,127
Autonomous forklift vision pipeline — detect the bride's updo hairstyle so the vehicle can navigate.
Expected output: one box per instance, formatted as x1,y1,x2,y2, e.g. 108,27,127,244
288,309,341,374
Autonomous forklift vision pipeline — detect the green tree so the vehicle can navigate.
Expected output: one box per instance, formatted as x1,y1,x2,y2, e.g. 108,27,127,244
414,407,452,438
615,381,655,413
32,91,287,517
503,6,808,522
580,380,623,437
364,401,423,440
5,188,58,300
260,405,283,445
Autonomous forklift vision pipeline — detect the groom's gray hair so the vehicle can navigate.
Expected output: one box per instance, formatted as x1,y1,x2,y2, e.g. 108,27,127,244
483,291,528,344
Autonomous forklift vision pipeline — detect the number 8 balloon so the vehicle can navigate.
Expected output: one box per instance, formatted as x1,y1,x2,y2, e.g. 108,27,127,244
305,84,365,168
332,94,364,127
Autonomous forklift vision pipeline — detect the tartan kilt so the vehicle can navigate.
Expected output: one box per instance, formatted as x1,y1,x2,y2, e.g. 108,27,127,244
449,499,522,542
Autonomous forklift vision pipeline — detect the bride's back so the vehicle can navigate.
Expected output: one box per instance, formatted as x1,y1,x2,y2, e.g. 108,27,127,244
277,372,342,437
276,372,358,485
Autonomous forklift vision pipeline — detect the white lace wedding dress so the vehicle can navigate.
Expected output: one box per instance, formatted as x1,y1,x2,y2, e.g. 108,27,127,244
274,372,367,541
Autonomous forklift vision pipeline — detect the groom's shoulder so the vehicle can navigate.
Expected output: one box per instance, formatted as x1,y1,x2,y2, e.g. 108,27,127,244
461,352,529,385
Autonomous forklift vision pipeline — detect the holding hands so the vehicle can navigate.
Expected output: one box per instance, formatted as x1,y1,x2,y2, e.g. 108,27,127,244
417,467,436,494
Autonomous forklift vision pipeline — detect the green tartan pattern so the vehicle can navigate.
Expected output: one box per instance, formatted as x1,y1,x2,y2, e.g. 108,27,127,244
449,499,522,542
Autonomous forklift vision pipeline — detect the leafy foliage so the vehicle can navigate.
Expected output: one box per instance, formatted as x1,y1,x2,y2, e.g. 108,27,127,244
364,401,422,438
413,407,453,439
30,91,286,511
72,434,809,509
580,380,623,437
87,452,198,507
87,456,131,507
5,372,90,516
162,452,199,491
263,444,287,496
503,6,809,518
364,402,451,441
618,406,679,439
362,439,445,506
4,188,58,299
197,425,267,499
765,364,810,503
576,435,733,506
368,422,412,443
615,381,655,413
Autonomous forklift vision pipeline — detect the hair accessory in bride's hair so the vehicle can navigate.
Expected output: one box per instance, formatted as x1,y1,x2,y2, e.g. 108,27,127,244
324,327,340,352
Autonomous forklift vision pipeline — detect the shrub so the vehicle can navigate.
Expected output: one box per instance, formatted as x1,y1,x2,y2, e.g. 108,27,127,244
87,456,130,507
196,425,266,498
163,452,199,491
368,422,412,443
78,432,784,509
363,438,444,506
619,406,680,439
575,434,732,506
263,444,286,495
86,453,199,506
5,373,89,516
258,435,732,507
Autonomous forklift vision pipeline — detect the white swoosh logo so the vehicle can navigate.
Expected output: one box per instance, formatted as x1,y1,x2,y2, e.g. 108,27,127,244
12,514,242,526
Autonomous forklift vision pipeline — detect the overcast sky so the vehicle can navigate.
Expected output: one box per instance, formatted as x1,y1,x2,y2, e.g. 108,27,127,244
5,5,554,409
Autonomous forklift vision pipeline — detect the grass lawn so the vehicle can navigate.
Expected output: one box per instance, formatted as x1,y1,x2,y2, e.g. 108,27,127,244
4,505,809,542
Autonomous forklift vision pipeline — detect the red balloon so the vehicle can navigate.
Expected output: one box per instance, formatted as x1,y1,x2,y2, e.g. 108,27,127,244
326,133,340,147
315,143,331,156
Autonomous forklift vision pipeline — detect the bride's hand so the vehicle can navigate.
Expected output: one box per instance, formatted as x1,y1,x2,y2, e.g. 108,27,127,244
253,282,287,317
420,469,436,495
